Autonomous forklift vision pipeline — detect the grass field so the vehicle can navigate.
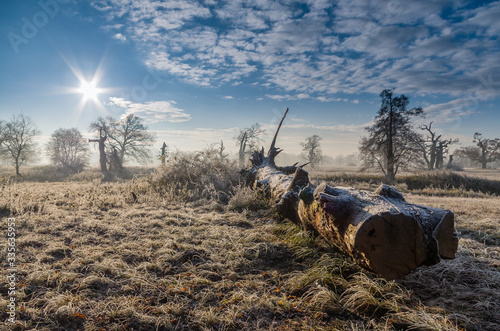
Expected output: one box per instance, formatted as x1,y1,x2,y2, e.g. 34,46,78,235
0,164,499,330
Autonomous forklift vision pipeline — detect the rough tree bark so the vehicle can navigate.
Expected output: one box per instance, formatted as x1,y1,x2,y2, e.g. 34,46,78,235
89,129,107,174
246,110,458,280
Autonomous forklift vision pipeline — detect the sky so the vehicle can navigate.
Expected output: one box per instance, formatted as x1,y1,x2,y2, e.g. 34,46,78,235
1,0,499,165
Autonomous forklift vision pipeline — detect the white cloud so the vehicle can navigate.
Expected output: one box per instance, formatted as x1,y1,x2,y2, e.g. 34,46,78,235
462,1,500,37
422,97,480,125
145,51,215,86
108,97,132,108
113,33,127,41
265,93,311,101
223,95,234,99
90,0,500,101
102,24,124,31
316,96,341,102
265,94,291,101
108,97,191,123
265,93,362,103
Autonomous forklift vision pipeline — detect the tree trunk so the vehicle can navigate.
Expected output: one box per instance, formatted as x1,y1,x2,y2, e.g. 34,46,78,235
238,132,248,168
481,150,488,169
247,110,458,280
447,155,454,168
98,138,107,174
161,142,167,165
436,144,444,169
386,95,395,184
429,143,436,170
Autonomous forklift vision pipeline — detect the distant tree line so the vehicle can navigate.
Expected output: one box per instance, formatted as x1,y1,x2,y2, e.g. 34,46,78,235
358,88,500,183
1,97,499,179
331,153,359,167
0,113,156,177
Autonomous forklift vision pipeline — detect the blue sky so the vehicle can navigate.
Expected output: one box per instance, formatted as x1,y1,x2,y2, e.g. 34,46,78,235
1,0,499,162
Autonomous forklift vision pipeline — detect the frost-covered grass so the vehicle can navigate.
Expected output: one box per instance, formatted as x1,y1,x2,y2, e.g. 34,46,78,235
311,168,500,197
0,162,498,330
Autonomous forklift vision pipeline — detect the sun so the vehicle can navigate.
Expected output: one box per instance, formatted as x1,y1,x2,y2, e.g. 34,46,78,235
78,80,101,101
58,53,113,114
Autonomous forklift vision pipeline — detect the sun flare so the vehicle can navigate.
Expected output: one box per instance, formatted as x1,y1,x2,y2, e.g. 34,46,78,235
78,80,101,101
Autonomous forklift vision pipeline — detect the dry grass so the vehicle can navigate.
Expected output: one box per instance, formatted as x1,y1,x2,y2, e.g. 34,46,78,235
401,194,500,330
0,164,498,330
311,168,500,197
147,149,241,203
0,166,156,183
406,194,500,246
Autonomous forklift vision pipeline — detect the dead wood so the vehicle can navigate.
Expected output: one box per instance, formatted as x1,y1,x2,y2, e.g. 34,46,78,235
246,109,458,279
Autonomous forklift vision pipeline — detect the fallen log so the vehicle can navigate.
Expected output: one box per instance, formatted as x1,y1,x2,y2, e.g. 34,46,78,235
247,109,458,280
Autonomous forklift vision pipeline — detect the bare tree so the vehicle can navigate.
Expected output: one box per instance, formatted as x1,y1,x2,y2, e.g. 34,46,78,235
0,114,40,176
235,123,265,167
107,114,156,165
90,115,156,171
217,140,228,159
359,89,423,183
435,138,459,169
456,132,500,169
418,122,459,170
46,128,90,173
419,122,440,170
301,135,324,168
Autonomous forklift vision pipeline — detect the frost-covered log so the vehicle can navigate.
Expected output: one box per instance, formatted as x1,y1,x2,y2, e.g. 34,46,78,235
246,109,458,280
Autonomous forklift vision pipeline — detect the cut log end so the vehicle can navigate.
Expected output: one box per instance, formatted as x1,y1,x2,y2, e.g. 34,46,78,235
433,211,459,259
355,212,427,280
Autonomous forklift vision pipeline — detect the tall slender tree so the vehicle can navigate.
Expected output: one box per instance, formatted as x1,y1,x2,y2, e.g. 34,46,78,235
359,89,423,183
